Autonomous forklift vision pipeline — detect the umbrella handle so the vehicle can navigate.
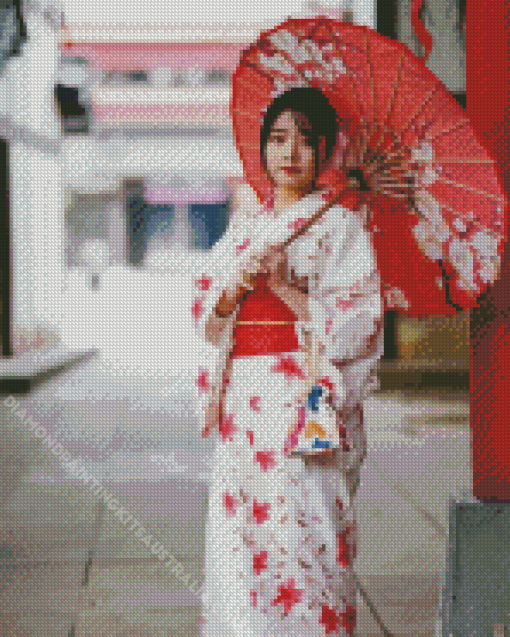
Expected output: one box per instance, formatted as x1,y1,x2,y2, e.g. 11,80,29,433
281,187,349,251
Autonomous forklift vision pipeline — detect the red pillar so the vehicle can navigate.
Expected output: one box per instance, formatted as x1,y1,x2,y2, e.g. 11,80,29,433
468,0,510,501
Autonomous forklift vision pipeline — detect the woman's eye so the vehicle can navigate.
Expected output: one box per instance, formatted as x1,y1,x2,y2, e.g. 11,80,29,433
269,133,313,145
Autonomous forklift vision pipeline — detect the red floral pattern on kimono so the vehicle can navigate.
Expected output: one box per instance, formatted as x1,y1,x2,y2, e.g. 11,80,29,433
200,348,363,636
195,189,383,636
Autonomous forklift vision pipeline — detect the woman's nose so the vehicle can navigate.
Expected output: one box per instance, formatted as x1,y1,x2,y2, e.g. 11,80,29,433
283,135,301,159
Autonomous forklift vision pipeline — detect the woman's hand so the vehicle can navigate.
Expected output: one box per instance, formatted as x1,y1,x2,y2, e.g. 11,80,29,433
215,249,270,319
264,248,309,294
248,245,286,277
205,312,229,345
227,245,282,298
302,448,339,466
229,250,268,293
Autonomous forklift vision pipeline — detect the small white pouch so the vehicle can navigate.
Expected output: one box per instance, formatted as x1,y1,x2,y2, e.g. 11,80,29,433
285,325,342,456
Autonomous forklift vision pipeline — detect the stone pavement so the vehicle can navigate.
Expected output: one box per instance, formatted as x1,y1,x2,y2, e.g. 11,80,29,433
0,265,471,635
0,367,469,635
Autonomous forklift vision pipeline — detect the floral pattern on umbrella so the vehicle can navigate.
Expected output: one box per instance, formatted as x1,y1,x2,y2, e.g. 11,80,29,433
232,16,508,315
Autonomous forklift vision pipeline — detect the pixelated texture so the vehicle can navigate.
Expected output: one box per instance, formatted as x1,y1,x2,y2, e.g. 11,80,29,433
2,0,508,635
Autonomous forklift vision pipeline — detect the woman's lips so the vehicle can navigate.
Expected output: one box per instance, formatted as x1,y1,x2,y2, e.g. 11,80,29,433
281,167,301,174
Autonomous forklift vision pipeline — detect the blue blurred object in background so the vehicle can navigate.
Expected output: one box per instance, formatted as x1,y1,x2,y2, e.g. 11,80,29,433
144,204,175,251
189,201,229,249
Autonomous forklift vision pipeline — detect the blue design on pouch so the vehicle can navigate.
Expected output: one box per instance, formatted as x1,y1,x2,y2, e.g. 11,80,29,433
308,385,323,411
312,438,330,449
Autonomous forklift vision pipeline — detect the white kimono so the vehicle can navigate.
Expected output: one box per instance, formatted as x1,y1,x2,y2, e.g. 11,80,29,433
191,188,384,636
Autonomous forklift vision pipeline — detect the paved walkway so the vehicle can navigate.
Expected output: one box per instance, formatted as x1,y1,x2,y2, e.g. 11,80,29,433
0,264,470,635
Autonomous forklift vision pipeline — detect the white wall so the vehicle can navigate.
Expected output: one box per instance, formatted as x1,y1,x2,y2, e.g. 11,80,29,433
61,1,376,40
62,134,245,191
62,0,306,29
6,11,60,139
352,0,376,28
6,4,65,346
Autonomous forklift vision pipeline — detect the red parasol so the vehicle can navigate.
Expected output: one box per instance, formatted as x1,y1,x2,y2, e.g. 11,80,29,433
230,16,508,316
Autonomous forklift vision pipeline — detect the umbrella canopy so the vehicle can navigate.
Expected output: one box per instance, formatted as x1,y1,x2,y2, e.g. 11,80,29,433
231,17,508,316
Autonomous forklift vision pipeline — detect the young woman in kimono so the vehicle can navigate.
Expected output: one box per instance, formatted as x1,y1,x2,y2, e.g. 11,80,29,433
193,86,384,636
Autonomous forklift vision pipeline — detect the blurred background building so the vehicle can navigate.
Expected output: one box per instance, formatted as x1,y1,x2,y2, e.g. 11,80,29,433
0,0,469,370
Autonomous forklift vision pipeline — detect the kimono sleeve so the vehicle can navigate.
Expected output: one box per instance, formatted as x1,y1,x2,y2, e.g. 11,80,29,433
191,210,258,436
308,207,384,376
191,215,244,345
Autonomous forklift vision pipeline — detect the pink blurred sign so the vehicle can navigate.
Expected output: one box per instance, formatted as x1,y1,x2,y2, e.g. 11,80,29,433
145,186,228,205
60,42,243,71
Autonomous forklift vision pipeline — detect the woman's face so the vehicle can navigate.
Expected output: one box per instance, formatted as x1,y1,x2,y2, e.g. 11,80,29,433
263,109,322,197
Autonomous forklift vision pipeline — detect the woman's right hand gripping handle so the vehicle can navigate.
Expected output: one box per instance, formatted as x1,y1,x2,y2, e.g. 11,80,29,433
215,250,268,316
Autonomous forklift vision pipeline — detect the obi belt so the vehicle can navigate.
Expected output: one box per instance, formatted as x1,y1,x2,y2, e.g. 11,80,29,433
231,272,300,358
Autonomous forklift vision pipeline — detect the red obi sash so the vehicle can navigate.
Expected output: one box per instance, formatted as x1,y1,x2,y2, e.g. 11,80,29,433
231,273,300,357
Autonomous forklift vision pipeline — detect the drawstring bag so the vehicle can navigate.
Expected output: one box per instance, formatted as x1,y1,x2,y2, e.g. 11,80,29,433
285,326,343,456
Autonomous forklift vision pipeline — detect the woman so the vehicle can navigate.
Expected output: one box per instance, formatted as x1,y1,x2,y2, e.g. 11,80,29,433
193,87,384,636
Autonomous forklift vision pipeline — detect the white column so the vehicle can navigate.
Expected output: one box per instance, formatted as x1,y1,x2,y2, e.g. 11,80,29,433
5,0,65,353
171,203,192,250
300,1,375,29
10,143,64,332
106,194,128,264
352,0,376,28
6,4,61,138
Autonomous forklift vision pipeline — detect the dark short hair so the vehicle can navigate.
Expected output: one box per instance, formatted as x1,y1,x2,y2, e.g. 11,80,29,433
260,86,340,189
